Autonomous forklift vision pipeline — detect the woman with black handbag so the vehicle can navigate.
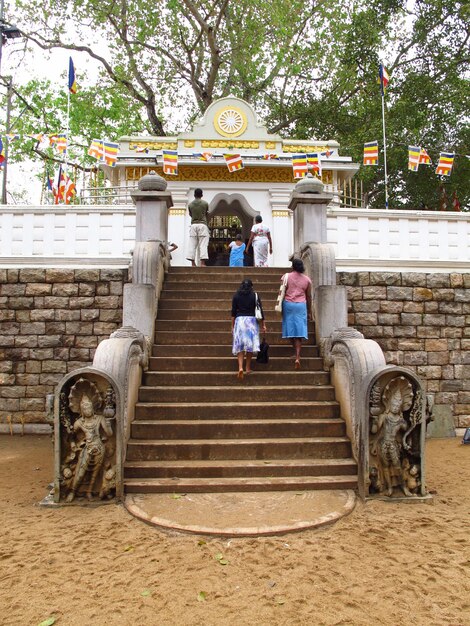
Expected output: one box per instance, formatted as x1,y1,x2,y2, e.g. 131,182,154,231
231,279,266,380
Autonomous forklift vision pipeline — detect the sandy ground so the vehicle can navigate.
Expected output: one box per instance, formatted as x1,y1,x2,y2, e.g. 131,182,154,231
0,435,469,626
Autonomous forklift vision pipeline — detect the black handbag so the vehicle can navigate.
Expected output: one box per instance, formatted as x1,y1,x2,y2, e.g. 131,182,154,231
256,336,269,364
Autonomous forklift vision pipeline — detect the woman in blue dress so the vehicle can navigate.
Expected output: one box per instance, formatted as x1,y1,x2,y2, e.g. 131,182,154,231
228,234,246,267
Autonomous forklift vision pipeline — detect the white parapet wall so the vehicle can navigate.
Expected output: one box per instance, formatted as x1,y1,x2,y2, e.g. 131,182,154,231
328,207,470,273
0,204,469,272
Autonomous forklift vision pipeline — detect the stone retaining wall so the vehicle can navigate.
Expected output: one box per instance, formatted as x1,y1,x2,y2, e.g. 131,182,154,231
338,271,470,428
0,269,127,425
2,268,469,429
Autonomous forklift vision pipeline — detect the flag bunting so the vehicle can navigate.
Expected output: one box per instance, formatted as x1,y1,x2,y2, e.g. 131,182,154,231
292,154,308,179
408,146,421,172
162,150,178,175
363,141,379,166
435,152,454,176
306,153,321,173
224,153,244,173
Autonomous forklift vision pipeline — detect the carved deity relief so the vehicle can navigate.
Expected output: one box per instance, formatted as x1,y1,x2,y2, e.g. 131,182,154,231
58,376,117,503
368,375,424,498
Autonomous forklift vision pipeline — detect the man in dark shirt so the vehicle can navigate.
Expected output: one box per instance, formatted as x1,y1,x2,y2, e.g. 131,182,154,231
186,188,210,267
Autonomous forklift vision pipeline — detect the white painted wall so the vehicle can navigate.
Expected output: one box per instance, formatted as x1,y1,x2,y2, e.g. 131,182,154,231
1,205,469,272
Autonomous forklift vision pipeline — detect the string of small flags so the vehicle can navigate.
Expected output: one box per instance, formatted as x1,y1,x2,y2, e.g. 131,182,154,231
363,142,460,177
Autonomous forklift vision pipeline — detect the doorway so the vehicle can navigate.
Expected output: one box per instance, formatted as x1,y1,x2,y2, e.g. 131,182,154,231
206,193,258,266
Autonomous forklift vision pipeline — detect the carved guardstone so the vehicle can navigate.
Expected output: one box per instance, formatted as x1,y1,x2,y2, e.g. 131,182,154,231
366,369,430,501
51,369,122,504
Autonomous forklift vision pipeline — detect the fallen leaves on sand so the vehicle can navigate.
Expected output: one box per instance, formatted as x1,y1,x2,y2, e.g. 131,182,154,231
197,591,207,602
123,545,134,552
171,493,187,499
197,540,206,546
141,589,152,597
37,618,56,626
214,553,229,565
275,597,287,605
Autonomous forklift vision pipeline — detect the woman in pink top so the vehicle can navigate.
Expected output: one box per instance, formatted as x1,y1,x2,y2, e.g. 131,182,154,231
281,258,312,369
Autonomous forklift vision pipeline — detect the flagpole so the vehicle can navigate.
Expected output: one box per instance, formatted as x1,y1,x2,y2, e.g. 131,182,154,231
380,82,389,209
65,85,70,177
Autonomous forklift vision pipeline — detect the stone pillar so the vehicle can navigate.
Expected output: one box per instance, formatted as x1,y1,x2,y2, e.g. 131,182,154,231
314,285,348,344
288,173,334,251
130,171,173,243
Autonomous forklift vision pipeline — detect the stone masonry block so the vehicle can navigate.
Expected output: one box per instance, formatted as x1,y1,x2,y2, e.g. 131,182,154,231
428,351,449,365
387,286,413,300
424,301,439,313
30,309,55,321
96,283,110,296
362,286,387,300
413,287,433,301
68,297,95,309
357,272,370,286
81,309,100,321
403,302,424,313
450,273,463,288
346,287,363,301
65,321,93,335
443,327,463,339
438,302,462,314
400,313,423,325
99,309,122,323
38,335,63,348
354,312,378,326
45,322,66,334
369,272,401,286
51,283,79,297
427,274,450,288
19,269,47,282
398,339,424,350
20,322,46,335
425,339,448,351
417,365,442,379
454,289,470,303
337,273,358,286
393,326,417,337
8,297,34,309
74,269,100,281
402,273,427,287
378,314,399,325
0,386,26,398
93,322,118,335
55,310,81,321
45,269,75,283
404,352,428,365
446,315,465,327
379,301,403,313
78,283,96,296
433,289,455,302
25,283,52,296
44,296,69,309
1,284,26,296
100,269,127,281
15,336,38,348
109,282,123,296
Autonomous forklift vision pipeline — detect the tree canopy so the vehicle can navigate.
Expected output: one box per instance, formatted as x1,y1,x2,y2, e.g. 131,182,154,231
4,0,470,208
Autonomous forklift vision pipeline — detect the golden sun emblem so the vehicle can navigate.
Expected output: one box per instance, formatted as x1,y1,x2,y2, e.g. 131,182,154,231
214,107,247,137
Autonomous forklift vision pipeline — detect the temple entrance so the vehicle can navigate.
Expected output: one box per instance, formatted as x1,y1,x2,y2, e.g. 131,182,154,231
207,193,258,266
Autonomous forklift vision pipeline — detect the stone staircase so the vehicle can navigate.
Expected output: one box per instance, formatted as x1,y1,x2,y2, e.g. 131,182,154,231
123,267,357,493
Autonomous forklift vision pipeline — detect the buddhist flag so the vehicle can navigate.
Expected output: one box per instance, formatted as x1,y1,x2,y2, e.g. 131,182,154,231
378,63,389,95
103,141,119,166
224,153,244,172
163,150,178,175
193,152,212,161
0,138,5,167
435,152,454,176
452,190,461,212
88,139,104,160
64,175,76,204
419,148,432,165
306,153,321,174
292,154,308,179
263,153,279,160
408,146,421,172
54,165,63,204
363,141,379,166
68,57,78,94
50,134,67,153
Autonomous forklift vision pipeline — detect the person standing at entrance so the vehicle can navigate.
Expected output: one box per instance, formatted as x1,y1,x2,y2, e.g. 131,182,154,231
186,188,209,267
281,258,312,370
228,234,246,267
246,215,272,267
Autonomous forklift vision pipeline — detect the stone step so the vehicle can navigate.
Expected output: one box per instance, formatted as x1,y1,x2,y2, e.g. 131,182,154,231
124,475,358,493
124,458,357,479
157,298,277,310
134,400,340,420
154,319,313,332
163,278,282,289
168,267,289,276
142,371,329,386
151,345,320,358
153,331,314,345
130,418,346,440
157,309,282,321
126,437,353,461
158,288,272,299
138,385,336,403
148,356,324,372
